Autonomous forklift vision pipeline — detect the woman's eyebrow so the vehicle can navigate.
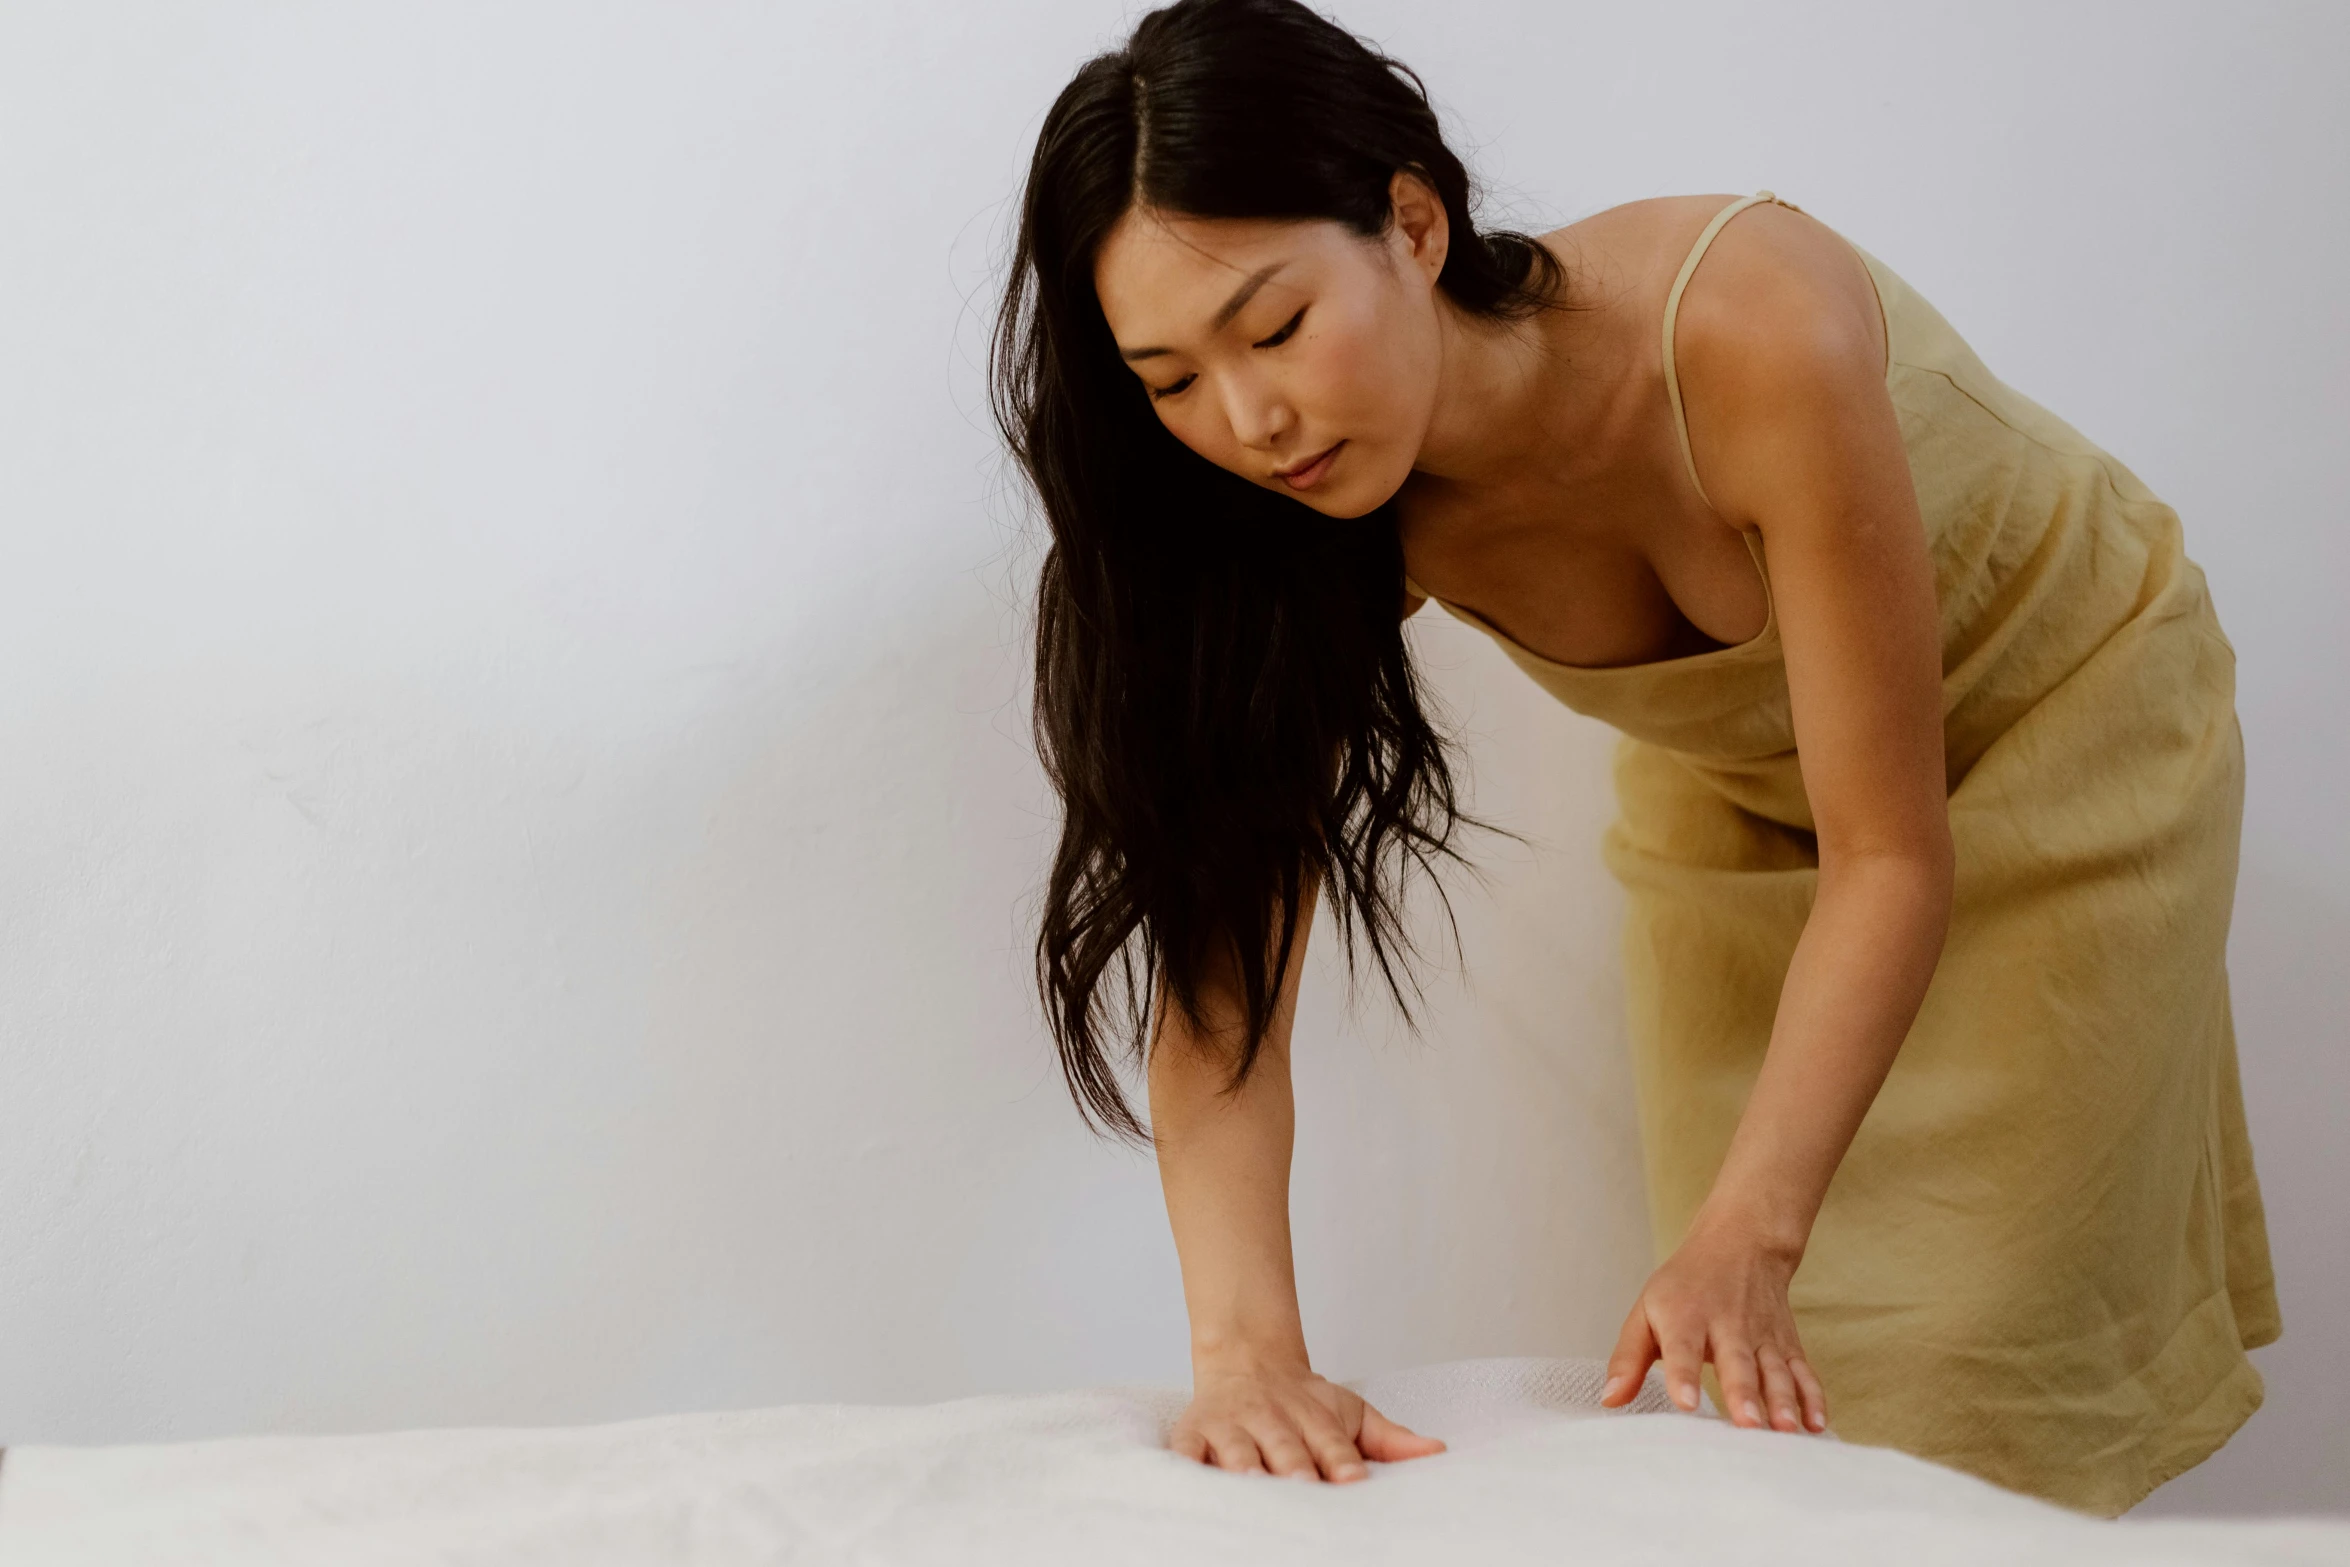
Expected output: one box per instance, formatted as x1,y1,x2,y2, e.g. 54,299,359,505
1118,262,1288,361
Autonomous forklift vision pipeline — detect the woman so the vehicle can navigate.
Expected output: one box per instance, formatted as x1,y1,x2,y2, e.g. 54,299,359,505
989,0,2277,1517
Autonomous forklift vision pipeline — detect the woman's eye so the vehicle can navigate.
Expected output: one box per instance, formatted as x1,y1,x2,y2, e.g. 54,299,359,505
1148,374,1195,402
1253,307,1306,349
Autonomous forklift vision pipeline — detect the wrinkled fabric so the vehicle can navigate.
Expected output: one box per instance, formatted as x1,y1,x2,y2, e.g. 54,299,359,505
1415,193,2279,1516
5,1359,2343,1564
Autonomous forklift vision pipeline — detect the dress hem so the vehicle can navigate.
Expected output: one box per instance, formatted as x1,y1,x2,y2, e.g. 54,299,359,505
2122,1348,2267,1517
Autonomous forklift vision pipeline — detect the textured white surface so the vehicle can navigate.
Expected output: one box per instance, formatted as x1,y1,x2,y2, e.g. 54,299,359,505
3,1358,2345,1566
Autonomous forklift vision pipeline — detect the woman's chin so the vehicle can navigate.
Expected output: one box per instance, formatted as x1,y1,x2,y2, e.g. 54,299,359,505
1318,472,1407,520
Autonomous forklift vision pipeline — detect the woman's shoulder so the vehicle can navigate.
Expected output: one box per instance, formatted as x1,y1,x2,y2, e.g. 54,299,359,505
1533,193,1763,278
1537,192,1756,252
1535,193,1882,362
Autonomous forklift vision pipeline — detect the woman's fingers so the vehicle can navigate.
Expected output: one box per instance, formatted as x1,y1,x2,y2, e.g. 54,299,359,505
1602,1306,1660,1407
1789,1355,1830,1432
1612,1231,1828,1434
1294,1406,1372,1482
1248,1417,1320,1480
1659,1324,1707,1413
1712,1339,1765,1428
1356,1400,1447,1462
1757,1346,1804,1433
1201,1423,1265,1474
1178,1389,1442,1481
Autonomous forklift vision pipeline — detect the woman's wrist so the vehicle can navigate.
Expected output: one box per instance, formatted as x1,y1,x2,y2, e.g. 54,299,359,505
1189,1320,1313,1377
1687,1187,1812,1266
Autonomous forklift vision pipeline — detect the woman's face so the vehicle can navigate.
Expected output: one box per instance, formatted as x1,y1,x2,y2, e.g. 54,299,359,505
1091,172,1451,519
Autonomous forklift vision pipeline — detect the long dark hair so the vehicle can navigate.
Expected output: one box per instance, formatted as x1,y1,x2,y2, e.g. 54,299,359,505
991,0,1568,1143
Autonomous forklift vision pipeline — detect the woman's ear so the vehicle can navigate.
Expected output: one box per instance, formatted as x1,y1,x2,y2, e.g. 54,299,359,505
1387,167,1450,285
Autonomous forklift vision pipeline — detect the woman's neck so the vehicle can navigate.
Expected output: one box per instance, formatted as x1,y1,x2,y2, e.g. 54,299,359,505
1407,282,1619,498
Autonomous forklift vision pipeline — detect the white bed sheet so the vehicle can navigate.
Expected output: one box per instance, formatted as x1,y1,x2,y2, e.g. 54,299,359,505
2,1356,2342,1565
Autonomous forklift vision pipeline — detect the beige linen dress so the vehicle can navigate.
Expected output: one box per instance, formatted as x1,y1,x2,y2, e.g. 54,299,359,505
1408,190,2280,1515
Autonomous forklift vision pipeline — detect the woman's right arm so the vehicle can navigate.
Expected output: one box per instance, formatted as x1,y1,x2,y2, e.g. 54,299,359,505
1150,898,1447,1482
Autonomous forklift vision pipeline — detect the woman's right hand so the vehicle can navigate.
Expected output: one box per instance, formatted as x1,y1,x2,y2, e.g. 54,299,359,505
1169,1354,1447,1482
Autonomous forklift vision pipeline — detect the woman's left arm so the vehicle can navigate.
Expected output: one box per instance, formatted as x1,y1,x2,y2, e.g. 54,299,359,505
1600,208,1954,1435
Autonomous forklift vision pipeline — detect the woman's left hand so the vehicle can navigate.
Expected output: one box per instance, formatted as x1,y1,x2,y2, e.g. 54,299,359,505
1598,1211,1830,1434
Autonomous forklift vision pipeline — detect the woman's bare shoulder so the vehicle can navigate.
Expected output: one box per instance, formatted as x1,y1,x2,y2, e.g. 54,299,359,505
1529,194,1794,331
1666,200,1887,374
1538,193,1882,368
1534,193,1757,268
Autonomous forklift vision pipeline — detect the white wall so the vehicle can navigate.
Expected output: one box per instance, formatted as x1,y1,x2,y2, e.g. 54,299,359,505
0,0,2338,1519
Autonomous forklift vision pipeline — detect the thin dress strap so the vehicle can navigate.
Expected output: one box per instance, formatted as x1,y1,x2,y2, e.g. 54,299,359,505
1662,190,1800,512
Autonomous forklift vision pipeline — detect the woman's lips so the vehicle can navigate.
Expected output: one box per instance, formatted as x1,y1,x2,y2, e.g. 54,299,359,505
1278,441,1344,492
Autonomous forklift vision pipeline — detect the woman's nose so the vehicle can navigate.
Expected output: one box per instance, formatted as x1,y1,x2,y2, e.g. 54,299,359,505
1222,374,1295,451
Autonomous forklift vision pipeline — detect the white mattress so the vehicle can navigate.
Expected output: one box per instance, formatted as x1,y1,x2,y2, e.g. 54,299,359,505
2,1356,2343,1565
